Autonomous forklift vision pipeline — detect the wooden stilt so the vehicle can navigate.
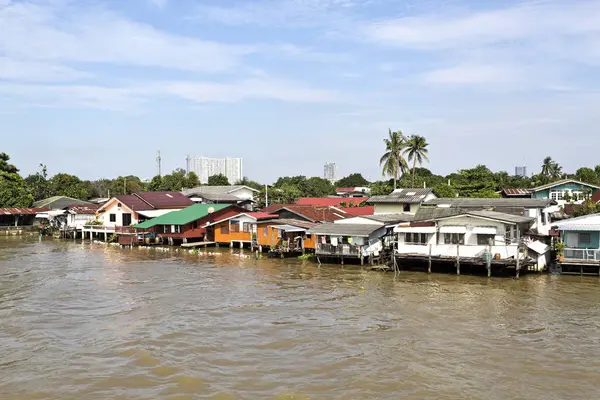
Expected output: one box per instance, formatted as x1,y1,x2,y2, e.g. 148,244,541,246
487,239,492,277
428,244,432,274
515,228,521,279
456,244,460,275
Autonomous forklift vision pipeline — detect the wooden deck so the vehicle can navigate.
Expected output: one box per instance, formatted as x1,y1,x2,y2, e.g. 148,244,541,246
181,241,216,248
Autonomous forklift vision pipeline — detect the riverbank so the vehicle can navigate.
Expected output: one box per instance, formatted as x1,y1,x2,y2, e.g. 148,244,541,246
2,238,600,400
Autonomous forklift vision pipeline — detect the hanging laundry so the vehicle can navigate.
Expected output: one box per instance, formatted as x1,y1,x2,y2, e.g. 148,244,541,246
331,237,338,246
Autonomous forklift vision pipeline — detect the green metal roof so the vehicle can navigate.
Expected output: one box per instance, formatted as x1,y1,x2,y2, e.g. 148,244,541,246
134,204,229,229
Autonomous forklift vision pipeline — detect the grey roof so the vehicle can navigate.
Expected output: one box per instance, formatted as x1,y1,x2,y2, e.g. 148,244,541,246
368,188,434,204
414,207,464,221
307,223,384,237
423,198,555,209
33,196,91,210
365,213,415,223
531,179,600,192
183,186,255,202
558,224,600,232
464,210,534,224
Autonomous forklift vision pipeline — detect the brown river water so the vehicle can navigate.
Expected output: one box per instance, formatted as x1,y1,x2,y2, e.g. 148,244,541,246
1,237,600,400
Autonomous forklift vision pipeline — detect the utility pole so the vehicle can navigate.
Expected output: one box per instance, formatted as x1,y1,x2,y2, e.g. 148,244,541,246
156,151,162,177
265,184,268,207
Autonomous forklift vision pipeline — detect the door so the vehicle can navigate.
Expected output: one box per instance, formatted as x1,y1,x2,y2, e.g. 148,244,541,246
566,232,578,248
122,213,132,226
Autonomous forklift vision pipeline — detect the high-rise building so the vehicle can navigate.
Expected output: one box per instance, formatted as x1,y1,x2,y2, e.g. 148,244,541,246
515,166,528,178
190,156,243,185
324,162,337,183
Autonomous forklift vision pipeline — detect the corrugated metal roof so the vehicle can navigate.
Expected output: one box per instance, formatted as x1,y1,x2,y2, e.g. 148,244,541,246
368,188,434,204
273,205,347,222
33,196,91,210
183,185,257,198
0,207,50,215
66,204,100,214
296,197,368,207
256,219,316,229
115,195,150,211
307,223,384,237
339,206,374,216
465,210,534,224
135,204,230,229
501,188,532,196
365,213,414,223
136,191,194,209
271,224,308,232
246,212,273,220
559,224,600,231
531,179,600,192
424,198,555,208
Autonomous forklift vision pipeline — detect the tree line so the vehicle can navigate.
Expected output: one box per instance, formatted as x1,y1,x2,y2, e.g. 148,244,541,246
2,135,600,213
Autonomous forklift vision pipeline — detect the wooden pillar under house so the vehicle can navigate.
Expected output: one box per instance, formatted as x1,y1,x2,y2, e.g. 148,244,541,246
428,244,432,274
456,244,461,275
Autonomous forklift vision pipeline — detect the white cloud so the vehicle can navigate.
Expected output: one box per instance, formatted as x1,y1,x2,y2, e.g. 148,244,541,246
149,0,167,8
365,1,600,50
0,57,91,81
422,64,525,86
0,1,253,74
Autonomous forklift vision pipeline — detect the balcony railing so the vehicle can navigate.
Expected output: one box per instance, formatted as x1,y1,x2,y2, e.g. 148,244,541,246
82,225,135,234
316,243,362,257
564,248,600,262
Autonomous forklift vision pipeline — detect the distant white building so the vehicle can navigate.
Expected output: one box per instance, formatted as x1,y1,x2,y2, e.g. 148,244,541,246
324,162,337,183
190,156,243,184
515,166,528,177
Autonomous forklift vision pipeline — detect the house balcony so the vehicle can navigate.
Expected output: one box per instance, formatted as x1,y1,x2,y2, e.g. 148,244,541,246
563,248,600,264
82,225,136,235
397,243,520,260
316,243,363,258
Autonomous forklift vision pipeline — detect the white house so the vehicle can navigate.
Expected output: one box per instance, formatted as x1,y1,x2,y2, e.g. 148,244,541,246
183,185,258,209
307,222,389,260
395,210,550,270
368,188,437,215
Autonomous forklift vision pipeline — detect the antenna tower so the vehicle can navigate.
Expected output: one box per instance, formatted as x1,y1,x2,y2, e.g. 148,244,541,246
156,151,162,177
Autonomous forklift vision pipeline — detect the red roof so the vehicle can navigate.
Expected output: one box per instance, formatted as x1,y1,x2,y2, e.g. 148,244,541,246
66,204,100,214
135,191,194,209
339,206,374,216
246,212,277,220
502,188,531,196
336,187,356,193
592,192,600,203
0,208,50,216
296,197,368,207
115,195,150,211
272,205,347,222
260,203,294,213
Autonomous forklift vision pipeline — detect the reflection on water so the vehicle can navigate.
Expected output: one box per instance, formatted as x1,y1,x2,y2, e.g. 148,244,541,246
1,238,600,399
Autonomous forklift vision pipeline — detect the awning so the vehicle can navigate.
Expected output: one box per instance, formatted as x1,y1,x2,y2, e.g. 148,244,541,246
271,225,307,233
439,226,467,234
394,226,437,233
137,210,175,218
472,226,497,235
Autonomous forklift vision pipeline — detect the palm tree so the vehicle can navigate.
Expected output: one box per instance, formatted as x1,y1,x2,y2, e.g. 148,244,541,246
404,135,429,186
541,157,555,178
379,129,408,190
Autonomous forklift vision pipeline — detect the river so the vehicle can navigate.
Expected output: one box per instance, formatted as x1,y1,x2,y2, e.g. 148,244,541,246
1,237,600,399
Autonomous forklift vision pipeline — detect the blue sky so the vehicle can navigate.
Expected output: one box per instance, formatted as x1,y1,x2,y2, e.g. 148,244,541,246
1,0,600,183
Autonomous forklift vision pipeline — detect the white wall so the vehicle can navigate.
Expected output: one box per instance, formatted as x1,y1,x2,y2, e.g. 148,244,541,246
98,200,140,227
333,217,383,225
68,214,96,229
438,216,508,246
374,203,417,215
230,187,256,201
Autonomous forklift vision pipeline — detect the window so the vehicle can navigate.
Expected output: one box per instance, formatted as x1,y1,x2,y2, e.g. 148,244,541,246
192,221,198,229
263,227,268,237
109,214,116,222
403,203,411,212
579,232,592,245
171,225,181,234
243,222,250,233
230,220,240,232
122,213,132,226
550,190,564,201
117,203,122,208
163,225,169,234
444,233,464,245
306,234,312,239
405,233,429,245
477,234,495,246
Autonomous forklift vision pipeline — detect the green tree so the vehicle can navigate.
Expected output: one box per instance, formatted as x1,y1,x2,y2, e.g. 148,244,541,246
572,199,600,217
432,184,457,198
89,179,114,198
113,175,144,195
575,167,598,185
380,129,408,190
49,173,90,199
235,176,263,191
148,175,163,192
404,135,429,187
335,173,370,188
470,189,501,198
452,165,498,197
186,171,200,188
369,180,393,196
0,153,33,207
24,164,51,201
541,156,563,180
304,177,335,197
207,173,230,186
160,169,188,191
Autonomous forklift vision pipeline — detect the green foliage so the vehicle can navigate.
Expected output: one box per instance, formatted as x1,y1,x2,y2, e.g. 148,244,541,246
552,241,566,257
469,189,501,198
452,165,498,197
336,173,370,188
235,176,263,191
186,171,200,188
575,167,599,185
148,175,163,191
572,199,600,217
49,173,90,199
0,153,34,207
24,164,51,201
113,175,145,195
432,184,457,198
405,135,429,186
298,253,315,261
380,129,408,189
369,180,393,196
207,173,230,186
304,177,335,197
541,157,563,179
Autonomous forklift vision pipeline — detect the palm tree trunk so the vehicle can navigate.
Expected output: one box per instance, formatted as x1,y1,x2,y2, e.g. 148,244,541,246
412,158,417,187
